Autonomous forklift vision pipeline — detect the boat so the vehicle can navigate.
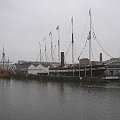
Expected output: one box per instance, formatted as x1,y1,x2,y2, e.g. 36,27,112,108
102,76,120,80
0,69,11,78
0,47,13,78
49,64,106,78
49,9,107,79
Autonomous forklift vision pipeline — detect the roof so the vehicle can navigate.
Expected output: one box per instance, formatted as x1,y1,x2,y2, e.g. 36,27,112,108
15,62,51,70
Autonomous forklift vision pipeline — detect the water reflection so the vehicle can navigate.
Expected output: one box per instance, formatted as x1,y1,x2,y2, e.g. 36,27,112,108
0,79,120,120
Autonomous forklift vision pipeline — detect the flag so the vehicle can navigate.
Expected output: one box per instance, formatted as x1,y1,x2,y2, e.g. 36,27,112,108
71,17,73,24
43,38,45,41
56,25,59,30
87,31,91,40
49,31,52,36
39,42,41,47
92,32,96,39
89,8,91,16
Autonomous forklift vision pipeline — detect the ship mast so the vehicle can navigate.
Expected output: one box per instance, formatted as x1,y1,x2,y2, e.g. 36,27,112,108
2,46,5,70
49,31,53,64
39,42,42,62
71,17,74,65
43,38,47,63
88,8,92,77
71,17,74,76
56,25,60,63
89,9,92,63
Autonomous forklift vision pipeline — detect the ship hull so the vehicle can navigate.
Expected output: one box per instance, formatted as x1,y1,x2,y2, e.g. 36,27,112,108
0,70,11,78
50,69,105,77
49,65,106,78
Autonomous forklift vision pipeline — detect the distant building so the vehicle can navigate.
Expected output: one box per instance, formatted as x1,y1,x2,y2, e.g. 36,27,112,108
15,62,31,74
105,58,120,77
79,58,90,66
28,64,49,75
79,58,105,66
15,61,51,75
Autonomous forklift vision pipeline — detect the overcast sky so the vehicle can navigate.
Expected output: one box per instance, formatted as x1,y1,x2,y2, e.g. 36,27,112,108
0,0,120,63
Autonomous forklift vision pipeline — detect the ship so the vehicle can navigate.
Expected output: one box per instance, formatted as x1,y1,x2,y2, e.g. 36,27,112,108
0,69,11,78
49,9,107,79
0,47,14,78
49,62,106,78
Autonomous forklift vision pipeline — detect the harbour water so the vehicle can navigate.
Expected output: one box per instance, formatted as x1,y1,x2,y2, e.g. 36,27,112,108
0,79,120,120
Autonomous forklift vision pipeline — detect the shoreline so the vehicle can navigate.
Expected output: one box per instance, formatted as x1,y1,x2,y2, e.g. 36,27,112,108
13,74,120,83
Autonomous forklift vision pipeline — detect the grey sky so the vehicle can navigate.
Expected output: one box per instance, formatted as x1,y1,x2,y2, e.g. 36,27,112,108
0,0,120,63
